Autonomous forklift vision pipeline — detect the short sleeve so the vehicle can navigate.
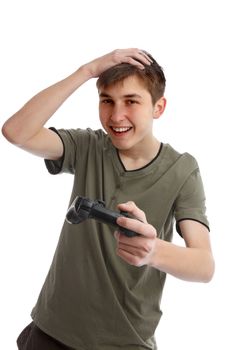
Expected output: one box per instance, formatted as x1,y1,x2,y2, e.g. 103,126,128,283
174,167,210,236
44,127,107,175
44,127,82,175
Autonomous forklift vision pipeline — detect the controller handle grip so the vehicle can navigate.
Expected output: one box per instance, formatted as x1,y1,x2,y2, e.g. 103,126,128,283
90,205,139,237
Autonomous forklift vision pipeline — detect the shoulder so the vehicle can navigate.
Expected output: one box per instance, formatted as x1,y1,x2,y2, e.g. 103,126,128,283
164,143,199,171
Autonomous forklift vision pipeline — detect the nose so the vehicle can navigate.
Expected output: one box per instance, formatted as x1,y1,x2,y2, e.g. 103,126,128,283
110,104,126,123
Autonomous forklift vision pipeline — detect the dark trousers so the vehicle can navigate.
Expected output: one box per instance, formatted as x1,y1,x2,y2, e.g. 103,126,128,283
17,322,75,350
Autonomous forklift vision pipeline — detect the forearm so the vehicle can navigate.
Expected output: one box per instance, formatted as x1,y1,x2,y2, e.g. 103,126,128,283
2,65,92,145
151,238,215,283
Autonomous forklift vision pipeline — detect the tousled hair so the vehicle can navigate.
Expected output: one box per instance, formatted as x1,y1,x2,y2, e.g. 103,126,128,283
96,53,166,105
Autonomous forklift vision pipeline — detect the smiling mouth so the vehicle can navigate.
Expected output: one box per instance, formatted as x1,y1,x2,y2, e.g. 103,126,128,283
110,126,132,134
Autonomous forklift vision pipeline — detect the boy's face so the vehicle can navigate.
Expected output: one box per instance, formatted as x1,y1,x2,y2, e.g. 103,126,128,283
98,75,161,155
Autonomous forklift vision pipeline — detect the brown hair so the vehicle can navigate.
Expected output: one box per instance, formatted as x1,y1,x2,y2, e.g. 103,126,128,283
96,53,166,105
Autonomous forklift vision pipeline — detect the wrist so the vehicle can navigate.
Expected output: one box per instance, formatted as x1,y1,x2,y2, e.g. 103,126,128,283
65,65,93,92
147,237,162,269
79,63,96,80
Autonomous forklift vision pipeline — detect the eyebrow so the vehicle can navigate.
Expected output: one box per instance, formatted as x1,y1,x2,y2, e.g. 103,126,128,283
99,92,142,99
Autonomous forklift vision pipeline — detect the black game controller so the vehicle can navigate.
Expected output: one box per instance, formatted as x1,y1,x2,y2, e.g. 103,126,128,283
66,196,139,237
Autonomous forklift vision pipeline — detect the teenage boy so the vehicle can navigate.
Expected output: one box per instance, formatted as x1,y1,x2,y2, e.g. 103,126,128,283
2,48,215,350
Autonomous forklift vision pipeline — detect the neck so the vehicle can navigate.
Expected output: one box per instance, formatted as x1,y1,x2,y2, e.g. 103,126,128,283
118,138,161,171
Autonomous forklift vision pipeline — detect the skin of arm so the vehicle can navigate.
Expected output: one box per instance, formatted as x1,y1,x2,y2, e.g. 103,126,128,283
115,202,215,283
1,49,152,160
1,67,92,159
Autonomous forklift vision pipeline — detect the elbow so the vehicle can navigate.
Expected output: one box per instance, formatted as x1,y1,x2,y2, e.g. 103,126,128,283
2,120,23,146
202,255,215,283
2,121,15,143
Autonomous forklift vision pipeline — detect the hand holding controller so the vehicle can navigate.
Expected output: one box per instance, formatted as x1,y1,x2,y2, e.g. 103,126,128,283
66,196,140,237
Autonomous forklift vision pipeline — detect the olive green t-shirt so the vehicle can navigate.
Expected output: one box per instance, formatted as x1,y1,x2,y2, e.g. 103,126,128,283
31,128,209,350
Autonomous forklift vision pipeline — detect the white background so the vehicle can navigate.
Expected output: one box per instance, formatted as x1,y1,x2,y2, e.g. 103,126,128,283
0,0,232,349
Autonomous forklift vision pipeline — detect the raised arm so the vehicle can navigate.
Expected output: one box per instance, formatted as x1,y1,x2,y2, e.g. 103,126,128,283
2,48,152,160
1,67,92,160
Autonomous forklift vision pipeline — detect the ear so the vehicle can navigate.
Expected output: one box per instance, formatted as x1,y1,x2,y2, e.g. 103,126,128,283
153,97,166,119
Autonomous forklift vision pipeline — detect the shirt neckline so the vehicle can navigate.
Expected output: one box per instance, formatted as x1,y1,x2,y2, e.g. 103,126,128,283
116,142,163,173
109,141,168,177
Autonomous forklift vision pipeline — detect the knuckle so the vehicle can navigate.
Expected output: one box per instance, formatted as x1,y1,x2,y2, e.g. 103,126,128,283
135,249,144,258
134,258,143,267
139,209,146,220
129,255,139,266
112,49,121,61
143,242,152,253
148,224,157,237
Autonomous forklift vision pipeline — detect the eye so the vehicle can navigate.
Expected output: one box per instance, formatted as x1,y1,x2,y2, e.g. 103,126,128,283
126,100,138,105
101,99,113,104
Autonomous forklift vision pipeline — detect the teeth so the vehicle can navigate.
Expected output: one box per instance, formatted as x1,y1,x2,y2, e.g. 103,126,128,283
112,127,131,133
